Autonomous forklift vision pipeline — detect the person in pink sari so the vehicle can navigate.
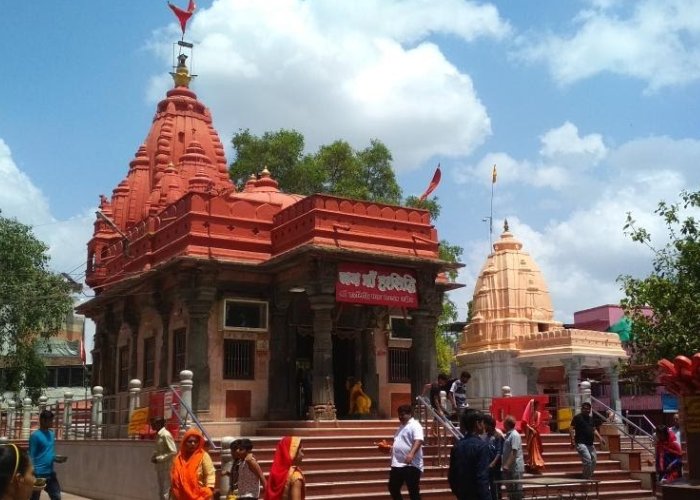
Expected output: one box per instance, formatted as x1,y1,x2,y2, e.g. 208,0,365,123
521,399,545,474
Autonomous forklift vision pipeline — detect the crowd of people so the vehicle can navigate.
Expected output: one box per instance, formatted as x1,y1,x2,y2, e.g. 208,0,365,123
150,420,303,500
0,394,684,500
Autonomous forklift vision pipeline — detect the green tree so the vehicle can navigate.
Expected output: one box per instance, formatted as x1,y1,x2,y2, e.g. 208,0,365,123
230,129,402,204
618,190,700,364
0,213,73,399
231,130,463,374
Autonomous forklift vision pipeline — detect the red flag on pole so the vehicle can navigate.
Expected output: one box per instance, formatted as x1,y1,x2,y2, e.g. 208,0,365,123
168,0,197,35
419,164,441,201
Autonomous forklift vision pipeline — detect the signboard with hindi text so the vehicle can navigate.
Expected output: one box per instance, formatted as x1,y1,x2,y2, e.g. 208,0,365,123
128,407,150,437
336,263,418,308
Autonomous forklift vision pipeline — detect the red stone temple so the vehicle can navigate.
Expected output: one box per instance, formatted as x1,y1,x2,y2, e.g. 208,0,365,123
78,51,459,426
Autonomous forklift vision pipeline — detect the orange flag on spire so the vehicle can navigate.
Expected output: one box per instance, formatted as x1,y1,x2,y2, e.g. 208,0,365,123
419,164,441,201
168,0,197,35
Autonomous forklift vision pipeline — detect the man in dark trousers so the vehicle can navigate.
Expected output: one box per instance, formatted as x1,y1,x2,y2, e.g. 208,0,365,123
388,404,424,500
570,402,606,479
29,410,62,500
448,409,491,500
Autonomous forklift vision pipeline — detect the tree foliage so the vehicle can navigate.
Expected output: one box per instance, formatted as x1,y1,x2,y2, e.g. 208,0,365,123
0,213,73,397
618,190,700,364
230,130,463,374
230,129,402,204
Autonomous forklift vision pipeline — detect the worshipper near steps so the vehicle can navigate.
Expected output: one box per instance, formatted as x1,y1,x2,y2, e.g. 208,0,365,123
449,371,471,417
655,425,682,484
388,404,424,500
521,399,545,474
0,443,40,500
170,429,216,500
265,436,305,500
569,402,605,479
483,414,504,500
502,415,524,500
29,410,62,500
346,377,372,416
448,409,490,500
150,417,177,500
226,438,267,499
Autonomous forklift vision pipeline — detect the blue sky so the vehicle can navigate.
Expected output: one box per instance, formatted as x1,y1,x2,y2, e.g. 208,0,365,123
2,0,699,331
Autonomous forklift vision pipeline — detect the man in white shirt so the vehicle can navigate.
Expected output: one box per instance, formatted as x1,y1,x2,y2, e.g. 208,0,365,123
150,417,177,500
388,404,424,500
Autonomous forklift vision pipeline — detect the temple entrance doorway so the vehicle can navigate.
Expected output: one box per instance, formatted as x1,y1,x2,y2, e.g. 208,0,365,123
333,334,357,418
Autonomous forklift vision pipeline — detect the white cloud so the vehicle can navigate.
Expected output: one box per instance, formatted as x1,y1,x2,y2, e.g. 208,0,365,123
147,0,512,170
0,138,93,282
539,122,607,166
515,0,700,91
454,122,606,190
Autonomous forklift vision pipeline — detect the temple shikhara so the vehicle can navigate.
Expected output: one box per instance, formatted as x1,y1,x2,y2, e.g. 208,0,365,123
77,50,458,426
456,223,627,411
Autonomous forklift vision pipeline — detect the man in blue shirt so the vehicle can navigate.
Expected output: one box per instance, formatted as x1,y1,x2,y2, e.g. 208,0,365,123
30,409,62,500
448,409,491,500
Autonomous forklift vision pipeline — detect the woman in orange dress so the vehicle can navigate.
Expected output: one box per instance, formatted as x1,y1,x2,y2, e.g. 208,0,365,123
522,399,545,474
170,429,216,499
265,436,305,500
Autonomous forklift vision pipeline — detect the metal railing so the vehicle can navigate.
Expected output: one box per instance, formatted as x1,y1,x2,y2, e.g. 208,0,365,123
590,396,654,455
169,385,218,449
415,395,461,468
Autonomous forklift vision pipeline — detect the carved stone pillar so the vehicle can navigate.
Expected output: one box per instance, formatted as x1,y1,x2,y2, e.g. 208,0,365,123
123,298,141,380
99,307,119,394
410,309,438,399
268,292,292,420
410,266,443,399
309,293,336,419
563,357,582,409
607,365,621,412
178,267,217,413
153,289,174,388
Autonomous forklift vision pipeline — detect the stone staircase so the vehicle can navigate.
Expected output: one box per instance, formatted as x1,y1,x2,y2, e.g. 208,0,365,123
208,420,655,499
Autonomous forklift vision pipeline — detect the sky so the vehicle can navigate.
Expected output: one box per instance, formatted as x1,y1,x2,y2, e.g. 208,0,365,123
1,0,699,343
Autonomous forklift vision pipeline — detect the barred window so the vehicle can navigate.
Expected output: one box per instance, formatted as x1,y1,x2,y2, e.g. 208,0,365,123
223,339,255,380
143,337,156,387
172,328,187,379
118,345,129,392
388,347,411,383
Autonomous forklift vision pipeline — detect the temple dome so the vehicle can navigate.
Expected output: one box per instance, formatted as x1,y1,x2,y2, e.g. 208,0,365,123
460,224,561,352
229,167,304,209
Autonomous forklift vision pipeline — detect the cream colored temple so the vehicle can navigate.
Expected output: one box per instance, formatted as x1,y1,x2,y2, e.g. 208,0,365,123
456,222,627,410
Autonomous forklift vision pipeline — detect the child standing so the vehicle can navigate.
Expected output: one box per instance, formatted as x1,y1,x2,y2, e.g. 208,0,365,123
229,438,267,499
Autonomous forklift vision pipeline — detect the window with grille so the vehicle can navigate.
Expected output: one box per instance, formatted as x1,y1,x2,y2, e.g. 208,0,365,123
118,345,129,392
388,347,411,383
172,328,187,379
143,337,156,387
223,339,255,380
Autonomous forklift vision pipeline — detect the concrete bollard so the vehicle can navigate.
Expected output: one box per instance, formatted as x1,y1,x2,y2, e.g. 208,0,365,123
179,370,194,430
219,436,235,500
92,386,104,439
7,400,16,440
64,392,74,439
21,397,32,439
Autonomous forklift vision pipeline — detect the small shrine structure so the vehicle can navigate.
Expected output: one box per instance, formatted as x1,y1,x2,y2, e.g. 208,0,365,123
456,222,626,410
77,48,459,425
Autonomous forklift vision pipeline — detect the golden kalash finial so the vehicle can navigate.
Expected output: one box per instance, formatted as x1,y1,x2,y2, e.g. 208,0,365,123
171,53,192,87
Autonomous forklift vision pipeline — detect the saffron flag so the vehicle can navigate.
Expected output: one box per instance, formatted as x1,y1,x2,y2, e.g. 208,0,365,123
168,0,197,34
80,339,86,365
492,164,497,184
419,164,441,201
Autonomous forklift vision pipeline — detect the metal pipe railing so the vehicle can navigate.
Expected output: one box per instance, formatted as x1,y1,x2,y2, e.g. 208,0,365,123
590,396,654,454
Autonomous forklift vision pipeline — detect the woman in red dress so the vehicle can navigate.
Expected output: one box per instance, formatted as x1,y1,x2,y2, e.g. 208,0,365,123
522,399,545,474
